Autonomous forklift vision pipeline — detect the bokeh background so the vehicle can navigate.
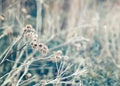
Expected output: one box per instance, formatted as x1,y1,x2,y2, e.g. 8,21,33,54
0,0,120,86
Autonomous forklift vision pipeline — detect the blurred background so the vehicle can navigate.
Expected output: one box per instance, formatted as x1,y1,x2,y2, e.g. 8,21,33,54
0,0,120,86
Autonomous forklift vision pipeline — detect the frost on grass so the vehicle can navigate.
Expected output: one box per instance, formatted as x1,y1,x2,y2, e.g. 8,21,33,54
0,0,120,86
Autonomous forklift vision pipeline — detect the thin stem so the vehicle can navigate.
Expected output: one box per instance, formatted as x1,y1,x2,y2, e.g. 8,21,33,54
16,65,29,86
0,43,27,65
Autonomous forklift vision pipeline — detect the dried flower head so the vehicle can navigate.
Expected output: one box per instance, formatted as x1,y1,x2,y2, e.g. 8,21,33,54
26,24,32,29
23,24,38,42
24,24,33,32
31,34,38,41
56,50,62,56
63,56,69,61
38,43,48,55
21,8,28,14
50,56,62,62
55,55,62,61
55,50,63,61
50,51,63,62
39,43,44,48
25,32,32,38
25,73,32,79
30,41,38,49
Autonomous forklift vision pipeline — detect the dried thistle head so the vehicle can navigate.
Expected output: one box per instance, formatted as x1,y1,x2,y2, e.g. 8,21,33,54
26,24,32,29
24,24,33,32
25,32,33,38
30,41,38,49
24,24,38,42
30,34,38,41
38,43,44,48
23,25,49,55
39,43,48,55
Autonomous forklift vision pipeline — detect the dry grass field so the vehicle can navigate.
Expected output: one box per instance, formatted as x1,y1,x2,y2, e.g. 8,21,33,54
0,0,120,86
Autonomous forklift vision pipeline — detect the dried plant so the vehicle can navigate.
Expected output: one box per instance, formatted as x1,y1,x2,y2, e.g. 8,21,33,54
0,0,120,86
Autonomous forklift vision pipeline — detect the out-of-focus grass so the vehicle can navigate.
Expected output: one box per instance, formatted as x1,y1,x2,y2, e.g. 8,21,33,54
0,0,120,86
